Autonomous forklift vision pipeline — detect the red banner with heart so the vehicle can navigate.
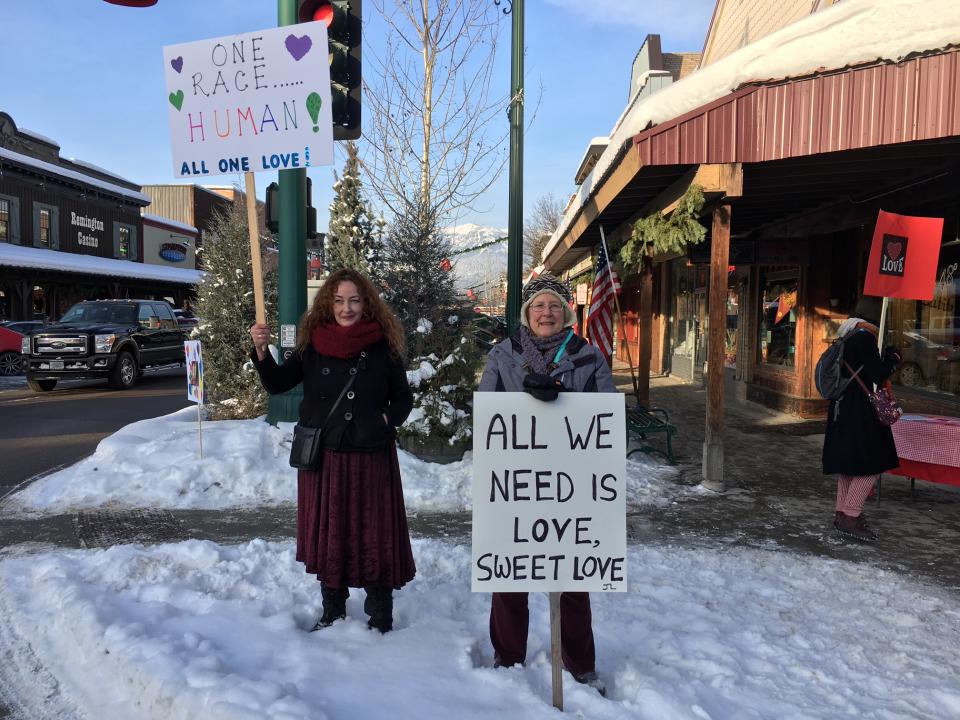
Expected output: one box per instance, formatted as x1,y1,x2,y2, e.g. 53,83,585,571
863,210,943,301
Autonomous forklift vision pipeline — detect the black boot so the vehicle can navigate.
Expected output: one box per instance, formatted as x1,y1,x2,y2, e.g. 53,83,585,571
311,584,348,631
364,586,393,633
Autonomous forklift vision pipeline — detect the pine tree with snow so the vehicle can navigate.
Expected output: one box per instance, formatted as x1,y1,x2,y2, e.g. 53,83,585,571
194,201,277,420
383,199,482,451
325,141,385,285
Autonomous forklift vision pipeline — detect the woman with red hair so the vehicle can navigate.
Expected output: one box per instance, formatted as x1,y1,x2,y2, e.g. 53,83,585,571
249,268,414,632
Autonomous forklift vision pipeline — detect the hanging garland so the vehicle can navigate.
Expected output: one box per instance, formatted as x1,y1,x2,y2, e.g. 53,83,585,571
619,184,707,270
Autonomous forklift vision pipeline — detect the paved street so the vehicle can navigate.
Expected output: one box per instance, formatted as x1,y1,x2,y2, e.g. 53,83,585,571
0,367,190,496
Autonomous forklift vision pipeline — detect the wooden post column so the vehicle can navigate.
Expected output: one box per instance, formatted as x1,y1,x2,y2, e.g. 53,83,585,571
703,203,731,492
637,257,653,406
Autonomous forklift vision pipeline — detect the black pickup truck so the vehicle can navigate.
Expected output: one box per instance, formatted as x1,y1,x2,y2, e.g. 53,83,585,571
21,300,186,392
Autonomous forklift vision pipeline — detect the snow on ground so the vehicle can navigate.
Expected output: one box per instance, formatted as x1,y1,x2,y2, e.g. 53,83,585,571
2,408,685,516
1,538,959,719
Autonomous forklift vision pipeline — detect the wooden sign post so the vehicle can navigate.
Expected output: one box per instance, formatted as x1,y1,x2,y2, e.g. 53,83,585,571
245,172,266,324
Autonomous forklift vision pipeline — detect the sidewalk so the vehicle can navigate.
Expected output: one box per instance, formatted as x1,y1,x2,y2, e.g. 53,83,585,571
2,370,959,593
612,364,960,591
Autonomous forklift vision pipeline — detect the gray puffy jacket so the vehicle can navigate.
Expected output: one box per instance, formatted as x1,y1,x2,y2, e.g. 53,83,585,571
478,331,616,394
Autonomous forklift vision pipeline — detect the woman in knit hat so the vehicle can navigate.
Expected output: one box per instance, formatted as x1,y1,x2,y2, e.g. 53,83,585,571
822,295,902,541
477,272,614,695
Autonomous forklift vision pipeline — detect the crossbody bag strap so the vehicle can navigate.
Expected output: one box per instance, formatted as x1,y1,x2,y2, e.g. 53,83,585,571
842,360,870,396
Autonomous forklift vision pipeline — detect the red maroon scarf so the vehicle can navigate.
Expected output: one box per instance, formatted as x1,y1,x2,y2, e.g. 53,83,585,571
311,319,383,359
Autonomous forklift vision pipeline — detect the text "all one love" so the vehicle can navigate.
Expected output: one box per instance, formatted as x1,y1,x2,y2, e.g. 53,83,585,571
180,152,306,175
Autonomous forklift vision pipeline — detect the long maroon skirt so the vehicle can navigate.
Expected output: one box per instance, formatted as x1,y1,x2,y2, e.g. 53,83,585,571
296,443,416,590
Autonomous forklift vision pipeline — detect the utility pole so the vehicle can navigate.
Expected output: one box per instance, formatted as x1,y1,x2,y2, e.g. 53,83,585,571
501,0,524,335
268,0,309,424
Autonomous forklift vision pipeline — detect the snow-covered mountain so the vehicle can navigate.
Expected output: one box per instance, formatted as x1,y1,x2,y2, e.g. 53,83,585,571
443,223,508,295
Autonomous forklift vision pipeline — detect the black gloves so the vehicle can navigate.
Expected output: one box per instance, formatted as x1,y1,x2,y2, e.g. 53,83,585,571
523,373,564,402
882,345,902,366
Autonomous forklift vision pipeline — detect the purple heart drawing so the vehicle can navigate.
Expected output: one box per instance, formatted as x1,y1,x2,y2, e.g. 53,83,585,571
285,34,312,61
171,56,183,74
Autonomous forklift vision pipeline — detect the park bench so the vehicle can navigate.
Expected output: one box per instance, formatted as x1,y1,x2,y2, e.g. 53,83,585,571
625,405,677,465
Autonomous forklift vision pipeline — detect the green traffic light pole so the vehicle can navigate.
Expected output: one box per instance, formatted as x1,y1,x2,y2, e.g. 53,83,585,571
268,0,309,424
499,0,524,336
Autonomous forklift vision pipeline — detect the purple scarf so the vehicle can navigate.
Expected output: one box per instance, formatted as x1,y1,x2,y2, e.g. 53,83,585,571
519,326,569,374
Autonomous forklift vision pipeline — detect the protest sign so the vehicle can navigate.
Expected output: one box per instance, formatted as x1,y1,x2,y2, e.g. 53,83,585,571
162,23,334,178
471,392,626,593
863,210,943,302
184,340,204,458
184,340,204,404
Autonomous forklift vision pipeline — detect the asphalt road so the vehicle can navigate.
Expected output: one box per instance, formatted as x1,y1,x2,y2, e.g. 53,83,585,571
0,367,191,497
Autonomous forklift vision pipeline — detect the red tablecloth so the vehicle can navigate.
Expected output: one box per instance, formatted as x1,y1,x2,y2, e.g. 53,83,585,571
888,414,960,486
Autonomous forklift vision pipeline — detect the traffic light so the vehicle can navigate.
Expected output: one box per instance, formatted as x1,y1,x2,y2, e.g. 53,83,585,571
298,0,361,140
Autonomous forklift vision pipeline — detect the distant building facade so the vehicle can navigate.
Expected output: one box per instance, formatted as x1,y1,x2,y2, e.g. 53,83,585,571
0,112,201,322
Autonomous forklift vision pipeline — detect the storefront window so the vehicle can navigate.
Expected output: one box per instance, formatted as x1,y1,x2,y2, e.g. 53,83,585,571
0,198,8,242
887,239,960,397
39,208,50,247
119,226,130,258
759,269,798,368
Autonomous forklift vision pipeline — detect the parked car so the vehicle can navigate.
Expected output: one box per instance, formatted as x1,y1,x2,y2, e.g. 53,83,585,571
0,326,23,376
1,320,46,335
172,309,200,329
21,300,186,392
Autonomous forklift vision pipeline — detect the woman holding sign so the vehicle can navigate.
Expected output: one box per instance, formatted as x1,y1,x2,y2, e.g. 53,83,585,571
822,295,902,541
249,269,415,633
478,273,614,695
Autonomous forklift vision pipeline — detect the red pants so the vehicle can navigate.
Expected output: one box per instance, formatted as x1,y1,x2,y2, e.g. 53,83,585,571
490,592,596,676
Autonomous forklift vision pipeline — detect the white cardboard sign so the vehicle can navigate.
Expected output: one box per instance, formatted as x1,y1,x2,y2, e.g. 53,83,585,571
471,392,627,593
163,22,334,178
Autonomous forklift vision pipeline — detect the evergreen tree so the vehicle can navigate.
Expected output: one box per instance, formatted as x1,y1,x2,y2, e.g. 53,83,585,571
194,201,277,420
326,141,385,284
383,199,480,447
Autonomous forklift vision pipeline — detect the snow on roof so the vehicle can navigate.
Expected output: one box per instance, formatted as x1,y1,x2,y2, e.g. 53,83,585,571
544,0,960,264
66,158,136,186
0,147,150,205
141,213,199,236
0,243,203,285
18,127,57,146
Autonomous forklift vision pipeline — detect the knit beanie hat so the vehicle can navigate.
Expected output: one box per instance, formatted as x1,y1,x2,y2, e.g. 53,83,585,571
520,272,577,330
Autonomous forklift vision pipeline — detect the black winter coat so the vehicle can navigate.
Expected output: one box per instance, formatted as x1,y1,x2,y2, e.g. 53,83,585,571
821,328,899,476
251,338,413,452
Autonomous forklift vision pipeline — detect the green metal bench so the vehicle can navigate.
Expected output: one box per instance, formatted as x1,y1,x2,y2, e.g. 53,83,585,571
626,405,677,465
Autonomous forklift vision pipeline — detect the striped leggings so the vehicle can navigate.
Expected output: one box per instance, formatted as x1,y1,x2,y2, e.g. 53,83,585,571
835,474,879,517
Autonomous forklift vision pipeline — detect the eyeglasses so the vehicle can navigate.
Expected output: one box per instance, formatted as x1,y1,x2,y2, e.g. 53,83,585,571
530,302,564,313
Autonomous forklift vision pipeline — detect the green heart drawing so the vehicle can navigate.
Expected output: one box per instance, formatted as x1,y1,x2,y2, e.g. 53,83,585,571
169,90,184,111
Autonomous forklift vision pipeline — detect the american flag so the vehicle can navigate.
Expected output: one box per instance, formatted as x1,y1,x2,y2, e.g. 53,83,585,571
587,242,621,357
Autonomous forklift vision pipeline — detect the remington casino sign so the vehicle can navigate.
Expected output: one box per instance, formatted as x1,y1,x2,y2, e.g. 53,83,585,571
71,212,104,249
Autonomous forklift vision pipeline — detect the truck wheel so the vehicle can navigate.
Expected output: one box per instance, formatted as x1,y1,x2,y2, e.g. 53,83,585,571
27,378,57,392
0,351,21,376
109,352,138,390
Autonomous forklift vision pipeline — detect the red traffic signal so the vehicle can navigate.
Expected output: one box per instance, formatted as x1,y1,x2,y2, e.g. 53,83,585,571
297,1,361,140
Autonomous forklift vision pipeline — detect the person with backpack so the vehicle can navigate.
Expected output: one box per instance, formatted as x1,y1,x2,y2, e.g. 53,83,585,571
821,296,902,541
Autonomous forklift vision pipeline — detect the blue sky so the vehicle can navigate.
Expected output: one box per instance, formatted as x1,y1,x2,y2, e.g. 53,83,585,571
1,0,714,231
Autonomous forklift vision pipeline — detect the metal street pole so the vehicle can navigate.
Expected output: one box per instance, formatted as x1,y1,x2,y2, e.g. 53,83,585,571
502,0,524,336
268,0,308,424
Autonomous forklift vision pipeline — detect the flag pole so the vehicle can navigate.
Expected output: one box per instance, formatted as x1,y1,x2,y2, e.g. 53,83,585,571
599,226,641,404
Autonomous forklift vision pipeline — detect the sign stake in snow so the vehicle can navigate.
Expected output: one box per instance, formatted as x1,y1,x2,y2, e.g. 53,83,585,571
162,23,334,322
472,392,625,707
184,340,205,458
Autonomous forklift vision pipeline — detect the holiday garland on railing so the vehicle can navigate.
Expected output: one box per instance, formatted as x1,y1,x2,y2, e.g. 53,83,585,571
448,235,508,257
619,184,707,269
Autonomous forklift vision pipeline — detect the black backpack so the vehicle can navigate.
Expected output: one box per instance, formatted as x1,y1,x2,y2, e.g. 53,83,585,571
815,334,862,400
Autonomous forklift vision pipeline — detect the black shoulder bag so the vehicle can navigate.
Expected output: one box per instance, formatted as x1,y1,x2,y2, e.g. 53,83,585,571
289,368,358,471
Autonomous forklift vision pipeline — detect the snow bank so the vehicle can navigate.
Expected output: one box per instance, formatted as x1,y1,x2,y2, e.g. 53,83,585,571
1,539,959,719
2,408,683,516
